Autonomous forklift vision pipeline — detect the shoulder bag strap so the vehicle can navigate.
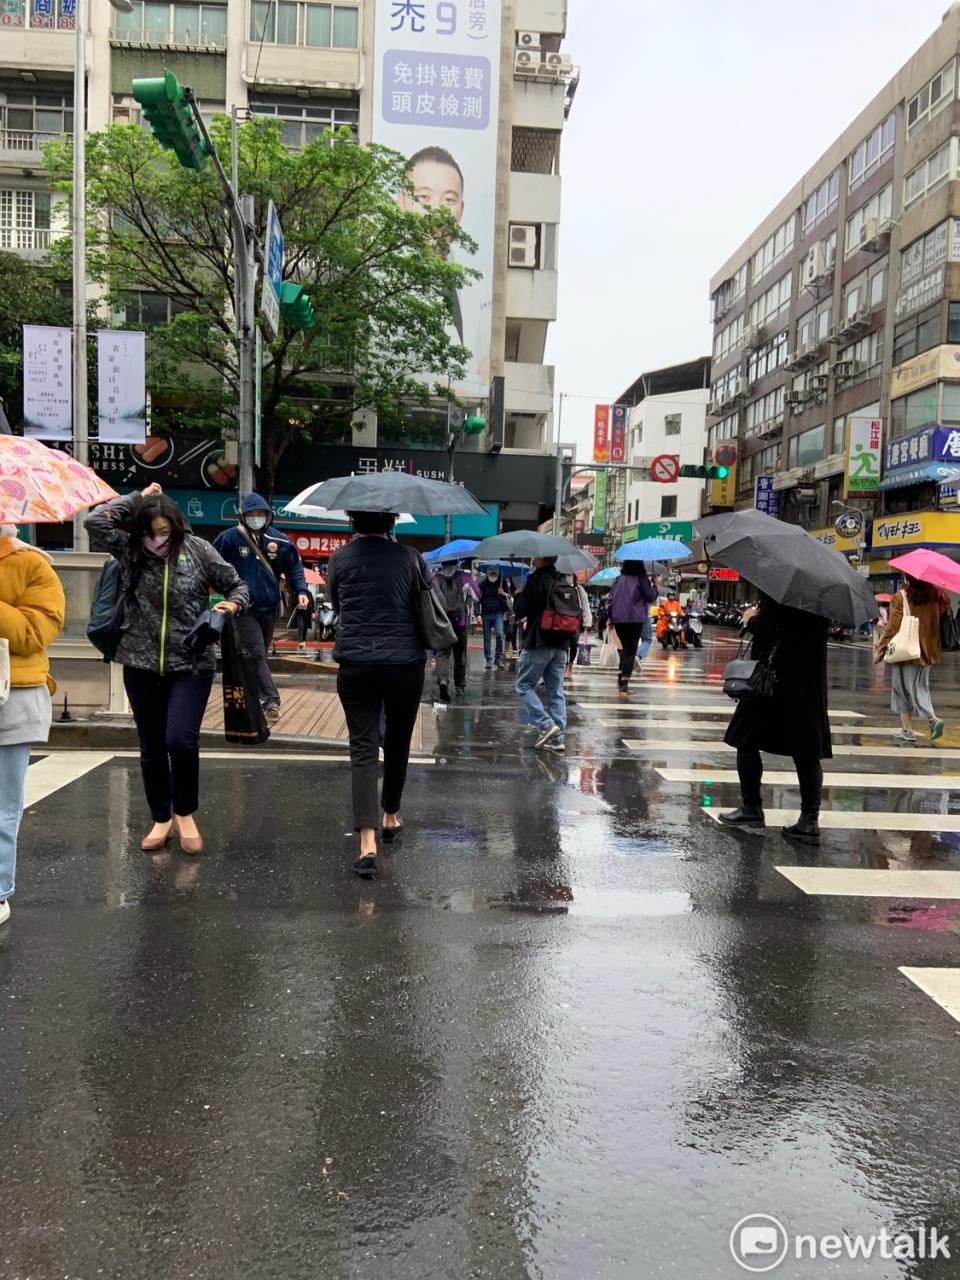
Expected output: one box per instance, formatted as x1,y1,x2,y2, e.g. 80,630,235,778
239,525,279,580
901,590,911,618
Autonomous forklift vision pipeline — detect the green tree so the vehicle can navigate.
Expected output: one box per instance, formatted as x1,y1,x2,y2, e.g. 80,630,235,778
0,251,72,428
45,117,475,497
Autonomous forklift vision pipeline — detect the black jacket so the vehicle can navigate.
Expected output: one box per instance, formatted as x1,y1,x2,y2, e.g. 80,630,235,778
478,574,507,615
514,566,566,651
724,598,832,760
328,537,426,665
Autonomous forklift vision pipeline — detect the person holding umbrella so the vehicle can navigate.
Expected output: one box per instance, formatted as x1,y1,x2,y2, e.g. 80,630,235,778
875,552,953,743
607,562,658,692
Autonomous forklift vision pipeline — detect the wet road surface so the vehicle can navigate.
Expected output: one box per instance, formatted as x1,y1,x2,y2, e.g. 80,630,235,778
4,631,960,1278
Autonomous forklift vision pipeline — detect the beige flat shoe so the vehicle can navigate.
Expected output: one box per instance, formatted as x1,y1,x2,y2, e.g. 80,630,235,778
141,825,173,852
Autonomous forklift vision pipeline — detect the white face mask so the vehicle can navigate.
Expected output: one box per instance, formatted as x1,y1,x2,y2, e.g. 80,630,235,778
487,572,498,581
441,564,458,577
245,514,268,532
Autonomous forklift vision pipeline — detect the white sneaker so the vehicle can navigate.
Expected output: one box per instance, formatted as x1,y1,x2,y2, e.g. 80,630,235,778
535,723,562,750
0,900,10,925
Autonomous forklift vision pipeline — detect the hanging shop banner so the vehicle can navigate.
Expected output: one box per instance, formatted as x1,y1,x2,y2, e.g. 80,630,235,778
844,415,882,499
22,324,71,441
593,403,610,463
754,474,781,518
610,404,627,464
373,0,501,400
592,468,608,532
96,330,146,445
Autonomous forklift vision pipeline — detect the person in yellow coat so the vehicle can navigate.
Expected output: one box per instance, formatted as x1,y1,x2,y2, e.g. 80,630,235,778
0,525,65,925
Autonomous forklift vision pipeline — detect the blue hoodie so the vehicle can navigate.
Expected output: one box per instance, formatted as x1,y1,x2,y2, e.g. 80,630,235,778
212,492,308,612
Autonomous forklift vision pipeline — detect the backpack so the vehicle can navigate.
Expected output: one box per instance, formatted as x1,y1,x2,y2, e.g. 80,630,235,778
87,559,140,661
434,570,464,618
540,579,583,639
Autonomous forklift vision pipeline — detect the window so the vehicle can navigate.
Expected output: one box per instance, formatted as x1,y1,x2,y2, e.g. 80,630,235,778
752,214,796,284
949,301,960,343
942,384,960,422
0,88,73,150
796,301,831,350
117,290,190,327
750,271,792,328
25,0,76,28
0,188,51,251
837,329,883,374
707,413,738,455
908,59,957,136
869,266,886,309
664,414,681,436
891,385,939,437
893,309,942,365
660,494,677,518
112,93,224,125
114,0,228,45
802,171,840,235
249,1,358,47
848,114,895,190
842,272,866,321
711,263,747,322
904,139,954,208
747,330,788,383
711,366,741,404
787,423,826,468
897,222,948,320
712,314,743,363
249,94,359,145
832,415,846,454
844,183,893,257
745,386,785,436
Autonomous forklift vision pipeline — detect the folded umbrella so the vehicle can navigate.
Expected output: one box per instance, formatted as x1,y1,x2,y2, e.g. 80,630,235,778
616,537,691,562
472,529,598,573
889,548,960,595
287,473,486,517
696,509,877,626
0,436,117,524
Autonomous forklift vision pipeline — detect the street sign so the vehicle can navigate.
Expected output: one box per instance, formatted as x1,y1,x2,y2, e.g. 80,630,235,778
714,443,738,467
261,199,284,340
835,510,864,539
650,453,680,484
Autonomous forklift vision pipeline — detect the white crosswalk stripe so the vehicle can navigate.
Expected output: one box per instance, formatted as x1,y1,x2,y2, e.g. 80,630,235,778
657,768,960,790
776,867,960,896
24,752,114,806
602,714,875,728
899,969,960,1024
624,738,960,759
704,808,960,832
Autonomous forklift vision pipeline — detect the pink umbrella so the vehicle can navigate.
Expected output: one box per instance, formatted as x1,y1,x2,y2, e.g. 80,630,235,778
889,548,960,594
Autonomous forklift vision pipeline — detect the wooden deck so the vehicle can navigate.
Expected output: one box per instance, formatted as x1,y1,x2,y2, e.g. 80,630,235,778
202,685,423,749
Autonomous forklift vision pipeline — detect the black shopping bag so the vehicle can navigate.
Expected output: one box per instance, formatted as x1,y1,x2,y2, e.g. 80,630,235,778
220,615,270,745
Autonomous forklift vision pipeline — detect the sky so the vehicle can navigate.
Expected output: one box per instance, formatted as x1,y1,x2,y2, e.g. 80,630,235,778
545,0,953,461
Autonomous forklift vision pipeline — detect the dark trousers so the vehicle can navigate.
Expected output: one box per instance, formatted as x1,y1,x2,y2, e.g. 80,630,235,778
123,667,214,821
295,610,312,643
235,609,280,708
615,622,643,679
434,625,469,690
337,661,426,831
736,746,823,815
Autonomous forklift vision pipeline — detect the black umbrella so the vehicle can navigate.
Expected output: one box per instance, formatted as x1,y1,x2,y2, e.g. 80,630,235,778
696,509,877,626
287,473,486,517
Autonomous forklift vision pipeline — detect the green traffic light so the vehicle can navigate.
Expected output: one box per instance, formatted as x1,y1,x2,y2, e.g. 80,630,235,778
463,414,487,436
715,465,729,479
132,69,208,171
279,281,315,330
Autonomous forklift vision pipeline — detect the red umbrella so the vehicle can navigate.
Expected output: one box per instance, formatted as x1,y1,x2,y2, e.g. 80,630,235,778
889,549,960,594
304,568,325,586
874,592,892,603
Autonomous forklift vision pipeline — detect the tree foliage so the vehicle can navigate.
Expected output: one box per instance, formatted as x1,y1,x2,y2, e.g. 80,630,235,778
45,118,476,495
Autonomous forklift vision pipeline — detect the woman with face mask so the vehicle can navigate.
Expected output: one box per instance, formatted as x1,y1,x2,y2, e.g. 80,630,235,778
0,524,65,925
85,484,249,854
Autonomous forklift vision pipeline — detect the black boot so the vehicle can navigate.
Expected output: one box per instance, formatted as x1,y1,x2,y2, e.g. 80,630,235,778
718,806,765,829
782,812,821,845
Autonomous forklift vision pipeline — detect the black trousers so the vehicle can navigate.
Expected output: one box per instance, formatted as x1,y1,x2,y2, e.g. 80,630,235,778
337,661,426,831
123,667,214,821
434,625,468,690
736,746,823,815
235,609,280,707
615,622,643,679
295,609,312,643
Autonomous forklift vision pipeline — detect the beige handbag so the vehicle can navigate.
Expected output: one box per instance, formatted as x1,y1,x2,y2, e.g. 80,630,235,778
883,592,922,664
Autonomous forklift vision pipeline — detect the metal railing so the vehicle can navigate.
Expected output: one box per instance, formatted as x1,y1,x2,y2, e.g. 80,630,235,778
0,226,52,250
110,25,226,46
0,128,70,151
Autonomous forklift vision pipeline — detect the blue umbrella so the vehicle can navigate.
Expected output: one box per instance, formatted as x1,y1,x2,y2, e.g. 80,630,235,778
616,537,691,562
588,567,621,586
477,560,530,577
424,538,480,563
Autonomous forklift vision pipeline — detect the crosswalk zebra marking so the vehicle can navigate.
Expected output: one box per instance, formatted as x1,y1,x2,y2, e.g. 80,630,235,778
24,752,115,807
602,715,876,729
577,702,864,717
776,867,960,896
899,969,960,1024
624,739,960,760
657,767,960,790
705,808,960,832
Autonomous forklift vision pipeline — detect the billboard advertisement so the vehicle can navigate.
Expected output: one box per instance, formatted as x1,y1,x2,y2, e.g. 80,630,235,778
592,467,607,533
97,330,146,445
593,403,610,462
610,404,627,463
373,0,502,400
22,324,71,441
844,416,881,499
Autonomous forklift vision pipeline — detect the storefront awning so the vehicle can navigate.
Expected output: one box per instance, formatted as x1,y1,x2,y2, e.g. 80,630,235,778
877,462,960,490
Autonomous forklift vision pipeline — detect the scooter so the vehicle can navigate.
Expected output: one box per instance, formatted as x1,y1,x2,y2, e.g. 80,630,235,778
827,620,846,642
684,606,704,649
316,598,339,642
659,612,686,651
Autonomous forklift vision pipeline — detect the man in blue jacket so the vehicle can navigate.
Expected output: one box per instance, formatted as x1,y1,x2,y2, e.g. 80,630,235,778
213,493,309,723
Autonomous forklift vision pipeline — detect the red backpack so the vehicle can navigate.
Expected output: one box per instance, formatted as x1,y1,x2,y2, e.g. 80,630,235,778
540,579,583,638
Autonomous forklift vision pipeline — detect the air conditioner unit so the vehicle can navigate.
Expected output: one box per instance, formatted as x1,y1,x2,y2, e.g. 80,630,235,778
707,399,723,416
859,217,880,248
803,241,826,286
809,373,830,391
828,324,843,343
831,360,854,378
517,30,541,48
514,49,540,74
847,304,872,331
785,390,807,407
544,52,573,72
508,223,538,268
740,324,765,351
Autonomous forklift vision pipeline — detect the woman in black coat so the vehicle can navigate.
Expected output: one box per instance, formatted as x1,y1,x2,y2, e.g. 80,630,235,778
718,594,831,845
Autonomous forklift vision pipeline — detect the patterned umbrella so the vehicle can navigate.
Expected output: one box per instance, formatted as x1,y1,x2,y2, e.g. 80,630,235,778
0,437,118,524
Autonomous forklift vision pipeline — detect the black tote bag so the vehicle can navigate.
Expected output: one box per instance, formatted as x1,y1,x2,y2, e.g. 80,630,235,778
219,615,271,745
406,548,458,651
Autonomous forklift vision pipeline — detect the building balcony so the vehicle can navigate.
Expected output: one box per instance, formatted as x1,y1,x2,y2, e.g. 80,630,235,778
505,361,554,417
110,26,225,49
511,77,567,132
0,30,74,72
508,170,561,226
0,226,54,258
244,43,362,90
514,0,567,34
0,129,70,169
506,267,558,323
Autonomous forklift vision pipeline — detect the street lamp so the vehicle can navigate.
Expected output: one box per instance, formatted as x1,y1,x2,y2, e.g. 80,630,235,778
73,0,133,552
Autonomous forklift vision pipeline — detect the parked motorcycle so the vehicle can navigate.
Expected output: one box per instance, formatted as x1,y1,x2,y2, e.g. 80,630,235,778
316,597,339,643
684,605,704,649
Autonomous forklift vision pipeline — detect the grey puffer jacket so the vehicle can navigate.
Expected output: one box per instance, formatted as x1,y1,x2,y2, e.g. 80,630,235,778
85,495,249,675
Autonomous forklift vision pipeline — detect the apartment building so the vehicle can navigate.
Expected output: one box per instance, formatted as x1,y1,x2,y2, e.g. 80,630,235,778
707,3,960,585
0,0,576,531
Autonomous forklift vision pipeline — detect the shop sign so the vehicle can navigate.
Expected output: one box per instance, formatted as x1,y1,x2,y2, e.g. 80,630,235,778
870,510,960,551
291,532,353,556
754,474,781,517
632,519,695,544
834,510,864,539
890,345,960,399
708,567,740,581
810,525,860,554
896,223,947,319
844,416,881,499
885,425,960,471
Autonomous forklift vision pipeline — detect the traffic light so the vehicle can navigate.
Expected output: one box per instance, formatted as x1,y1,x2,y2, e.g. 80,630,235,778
279,282,315,330
463,414,487,435
680,463,729,480
132,69,208,171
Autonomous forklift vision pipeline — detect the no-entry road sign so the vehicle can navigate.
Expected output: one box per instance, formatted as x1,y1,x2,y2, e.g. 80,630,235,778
651,453,680,484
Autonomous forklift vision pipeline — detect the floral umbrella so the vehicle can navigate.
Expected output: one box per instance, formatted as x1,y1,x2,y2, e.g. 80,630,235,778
0,437,117,524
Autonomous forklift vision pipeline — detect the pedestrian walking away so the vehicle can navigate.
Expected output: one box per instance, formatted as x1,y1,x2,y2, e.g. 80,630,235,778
874,573,948,744
213,492,309,724
0,524,65,925
478,565,508,669
328,511,429,877
432,558,480,700
291,588,316,651
718,595,831,845
514,556,581,754
563,574,592,676
85,485,249,854
607,561,657,692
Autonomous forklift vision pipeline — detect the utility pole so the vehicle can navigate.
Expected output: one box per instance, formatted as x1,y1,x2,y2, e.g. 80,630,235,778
552,391,566,534
71,0,87,552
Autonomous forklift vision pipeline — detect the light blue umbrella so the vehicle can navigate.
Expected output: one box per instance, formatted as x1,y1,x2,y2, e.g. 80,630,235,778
588,567,621,586
424,538,480,563
616,537,691,562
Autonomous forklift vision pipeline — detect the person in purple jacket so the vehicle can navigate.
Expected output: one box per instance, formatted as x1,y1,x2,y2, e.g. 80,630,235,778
431,558,481,700
607,562,658,693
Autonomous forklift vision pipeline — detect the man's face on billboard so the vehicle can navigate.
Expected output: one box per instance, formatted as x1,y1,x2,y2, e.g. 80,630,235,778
400,159,465,224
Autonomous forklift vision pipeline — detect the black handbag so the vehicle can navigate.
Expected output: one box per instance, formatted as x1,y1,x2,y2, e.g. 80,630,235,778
723,639,780,701
407,549,458,651
219,615,270,745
